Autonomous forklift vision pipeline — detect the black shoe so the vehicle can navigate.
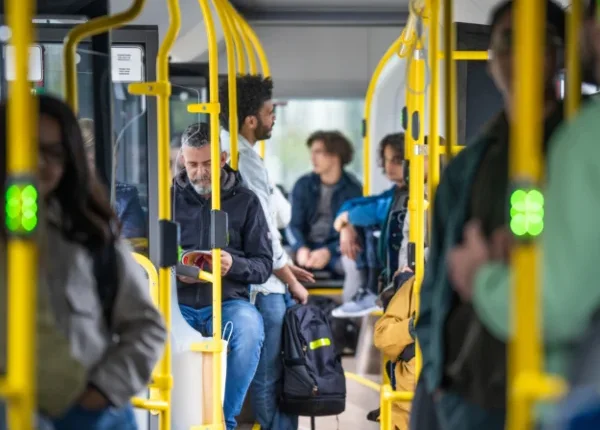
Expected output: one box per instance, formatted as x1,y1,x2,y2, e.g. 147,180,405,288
366,407,380,422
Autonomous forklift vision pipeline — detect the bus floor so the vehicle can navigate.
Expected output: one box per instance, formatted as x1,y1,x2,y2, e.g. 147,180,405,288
237,357,380,430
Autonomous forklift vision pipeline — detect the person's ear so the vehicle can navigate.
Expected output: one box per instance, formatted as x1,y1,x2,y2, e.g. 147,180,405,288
220,151,227,168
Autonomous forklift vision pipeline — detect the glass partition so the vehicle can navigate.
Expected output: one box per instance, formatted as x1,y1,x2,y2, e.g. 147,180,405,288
10,42,151,250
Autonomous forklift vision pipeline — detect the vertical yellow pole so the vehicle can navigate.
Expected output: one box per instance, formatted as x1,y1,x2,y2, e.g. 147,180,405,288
362,35,405,196
198,0,224,426
566,0,582,119
443,0,457,162
406,40,426,379
223,4,246,74
508,1,544,429
5,0,36,429
427,0,440,232
213,0,239,170
234,13,270,158
230,6,258,74
154,1,180,428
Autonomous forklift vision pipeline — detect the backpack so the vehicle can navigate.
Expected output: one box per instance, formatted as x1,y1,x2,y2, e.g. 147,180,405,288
280,304,347,417
307,296,358,356
92,239,119,328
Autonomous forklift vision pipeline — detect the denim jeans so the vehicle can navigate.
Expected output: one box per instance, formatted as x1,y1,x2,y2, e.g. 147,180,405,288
48,404,137,430
180,299,264,430
250,292,298,430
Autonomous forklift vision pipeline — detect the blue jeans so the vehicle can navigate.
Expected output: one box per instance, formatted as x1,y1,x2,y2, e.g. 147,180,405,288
49,404,137,430
180,299,264,430
354,226,380,271
250,292,298,430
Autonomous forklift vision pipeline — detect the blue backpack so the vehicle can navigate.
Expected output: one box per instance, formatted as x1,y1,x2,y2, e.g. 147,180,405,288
279,304,346,417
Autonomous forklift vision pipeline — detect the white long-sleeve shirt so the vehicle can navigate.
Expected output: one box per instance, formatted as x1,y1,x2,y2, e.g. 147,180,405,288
221,129,287,294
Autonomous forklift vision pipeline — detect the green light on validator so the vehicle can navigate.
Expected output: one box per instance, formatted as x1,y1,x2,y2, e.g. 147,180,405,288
5,184,38,233
510,188,544,237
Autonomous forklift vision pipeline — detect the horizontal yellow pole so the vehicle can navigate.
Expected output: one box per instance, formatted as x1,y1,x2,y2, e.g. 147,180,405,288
305,288,343,296
438,144,464,155
512,372,568,402
344,372,381,392
131,397,169,411
439,50,489,61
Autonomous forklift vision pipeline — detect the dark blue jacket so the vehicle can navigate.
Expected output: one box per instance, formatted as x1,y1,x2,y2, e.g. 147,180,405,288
337,185,408,277
114,182,146,239
172,165,273,309
287,171,362,263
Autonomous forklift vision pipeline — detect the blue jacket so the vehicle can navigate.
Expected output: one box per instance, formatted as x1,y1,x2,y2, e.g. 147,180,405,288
287,171,362,262
337,185,407,275
172,165,273,309
114,182,146,239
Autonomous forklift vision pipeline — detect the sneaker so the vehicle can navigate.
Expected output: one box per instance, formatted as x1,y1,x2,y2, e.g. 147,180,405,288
331,290,382,318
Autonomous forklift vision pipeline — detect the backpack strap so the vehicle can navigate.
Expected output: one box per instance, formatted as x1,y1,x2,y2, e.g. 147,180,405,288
93,239,119,329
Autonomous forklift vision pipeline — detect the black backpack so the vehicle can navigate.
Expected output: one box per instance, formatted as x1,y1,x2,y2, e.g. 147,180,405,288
307,296,358,356
280,304,346,417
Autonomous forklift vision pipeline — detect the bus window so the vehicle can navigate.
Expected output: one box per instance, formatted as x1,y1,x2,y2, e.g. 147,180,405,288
170,83,208,138
38,43,150,247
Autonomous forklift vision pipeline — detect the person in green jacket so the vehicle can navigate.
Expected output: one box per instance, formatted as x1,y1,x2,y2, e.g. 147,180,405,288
410,1,567,429
447,0,600,426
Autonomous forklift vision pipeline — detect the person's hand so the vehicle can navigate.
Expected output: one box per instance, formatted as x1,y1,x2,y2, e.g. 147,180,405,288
220,250,233,275
290,264,315,284
393,265,413,279
340,225,361,261
448,220,489,302
296,247,311,267
289,281,309,305
305,248,331,270
78,386,110,411
488,226,512,263
333,212,349,232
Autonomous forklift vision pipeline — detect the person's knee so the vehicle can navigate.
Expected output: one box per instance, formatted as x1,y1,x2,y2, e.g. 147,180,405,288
228,302,265,351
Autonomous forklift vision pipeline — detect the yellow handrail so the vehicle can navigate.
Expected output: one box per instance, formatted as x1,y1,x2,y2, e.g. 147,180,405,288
565,0,582,119
213,0,239,170
344,372,381,392
63,0,146,112
379,385,414,430
441,50,489,60
443,0,457,163
508,1,551,429
224,1,257,74
195,0,224,426
405,38,426,380
128,0,181,427
131,253,164,416
226,4,270,158
223,2,247,74
427,0,440,240
3,0,37,429
362,34,405,196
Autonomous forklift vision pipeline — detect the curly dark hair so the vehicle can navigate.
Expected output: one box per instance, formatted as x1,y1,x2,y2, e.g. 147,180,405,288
219,74,273,132
378,133,405,169
306,131,354,166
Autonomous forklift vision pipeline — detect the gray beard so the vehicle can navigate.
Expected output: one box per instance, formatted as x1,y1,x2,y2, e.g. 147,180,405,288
193,183,212,195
